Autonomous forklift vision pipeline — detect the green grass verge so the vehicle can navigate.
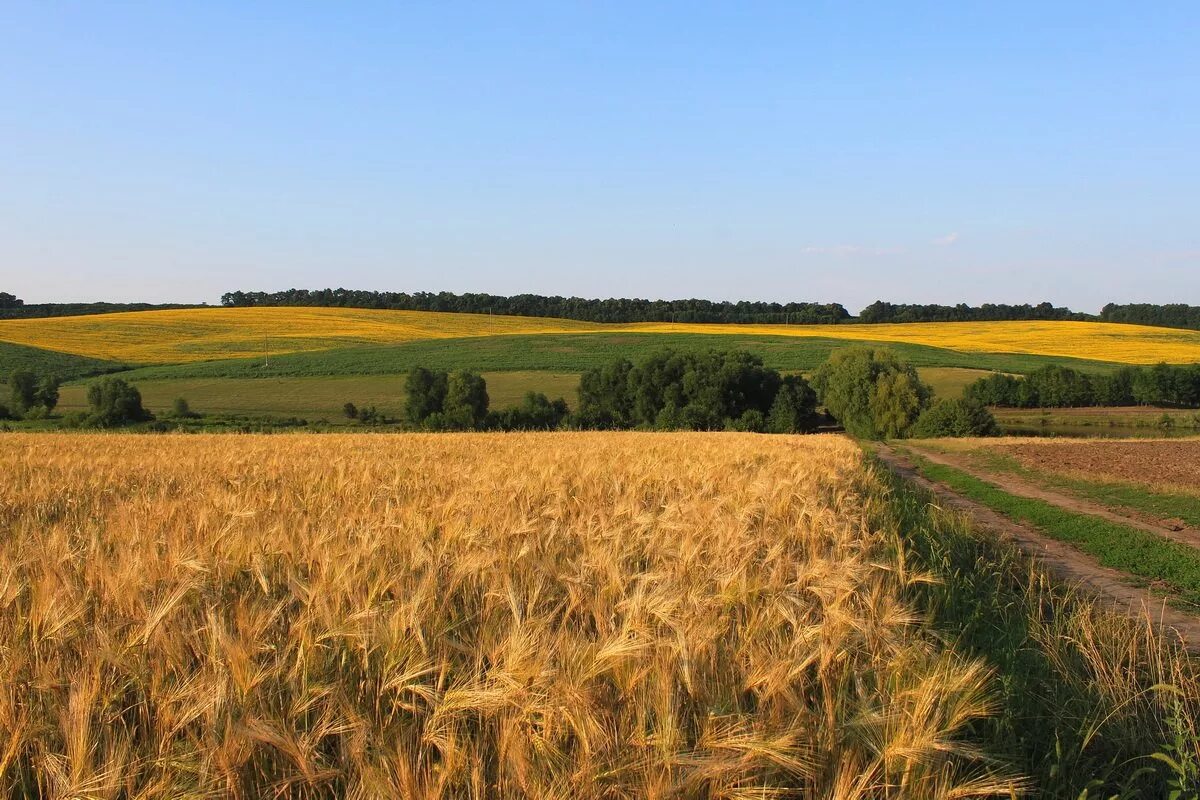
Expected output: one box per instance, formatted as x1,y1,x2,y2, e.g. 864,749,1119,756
111,333,1122,381
973,451,1200,528
0,340,128,381
871,463,1199,795
910,456,1200,608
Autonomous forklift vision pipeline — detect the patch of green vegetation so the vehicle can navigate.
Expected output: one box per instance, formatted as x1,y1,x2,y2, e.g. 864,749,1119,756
114,333,1122,381
0,340,127,381
871,464,1199,796
974,451,1200,527
56,372,580,422
909,457,1200,607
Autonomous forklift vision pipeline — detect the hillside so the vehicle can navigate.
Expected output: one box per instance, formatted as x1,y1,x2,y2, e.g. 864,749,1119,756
3,306,1200,366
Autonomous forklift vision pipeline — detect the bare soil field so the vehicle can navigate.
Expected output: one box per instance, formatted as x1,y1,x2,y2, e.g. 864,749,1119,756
998,439,1200,494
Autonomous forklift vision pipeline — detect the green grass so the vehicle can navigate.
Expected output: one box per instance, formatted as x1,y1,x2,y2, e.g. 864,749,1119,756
972,451,1200,527
910,456,1200,608
872,463,1199,796
56,372,580,422
112,333,1123,381
0,340,128,381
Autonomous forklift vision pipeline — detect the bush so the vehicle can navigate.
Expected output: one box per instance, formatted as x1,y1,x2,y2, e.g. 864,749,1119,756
767,375,820,433
491,392,569,431
85,377,153,427
812,347,931,439
342,402,358,420
911,398,999,438
172,397,193,418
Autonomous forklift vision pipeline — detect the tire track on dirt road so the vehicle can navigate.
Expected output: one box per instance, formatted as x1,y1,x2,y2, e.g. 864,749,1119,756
872,442,1200,652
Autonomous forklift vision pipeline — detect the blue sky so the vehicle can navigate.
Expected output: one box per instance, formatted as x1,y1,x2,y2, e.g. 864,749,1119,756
2,2,1197,312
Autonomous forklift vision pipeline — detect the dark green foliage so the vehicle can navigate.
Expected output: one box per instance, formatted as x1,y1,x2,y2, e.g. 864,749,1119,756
171,397,193,418
491,392,570,430
8,370,37,413
36,376,60,412
0,292,22,309
0,402,10,420
576,349,803,432
859,299,1087,323
342,402,358,419
404,367,449,425
404,367,489,430
966,363,1200,408
1101,302,1200,331
767,375,819,433
812,347,931,439
0,301,202,320
85,377,154,427
440,371,489,429
910,398,998,438
221,288,850,325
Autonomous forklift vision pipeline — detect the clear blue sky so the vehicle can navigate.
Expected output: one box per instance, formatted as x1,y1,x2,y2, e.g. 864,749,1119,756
2,2,1197,313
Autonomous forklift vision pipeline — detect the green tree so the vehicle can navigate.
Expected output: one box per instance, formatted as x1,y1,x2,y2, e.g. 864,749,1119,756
812,347,930,439
8,370,37,414
342,402,358,420
85,377,153,427
441,371,489,429
172,397,192,418
767,375,819,433
404,367,448,425
35,376,60,412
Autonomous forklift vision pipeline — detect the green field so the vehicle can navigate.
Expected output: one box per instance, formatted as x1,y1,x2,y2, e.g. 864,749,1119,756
54,372,580,422
0,340,126,381
116,332,1121,381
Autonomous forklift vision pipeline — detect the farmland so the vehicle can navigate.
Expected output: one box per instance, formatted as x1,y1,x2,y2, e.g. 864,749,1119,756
4,307,1200,366
3,432,1198,796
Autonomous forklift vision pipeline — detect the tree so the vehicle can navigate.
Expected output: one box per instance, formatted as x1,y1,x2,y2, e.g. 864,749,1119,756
342,402,358,420
9,370,37,414
441,371,489,429
812,347,930,439
405,367,448,425
577,358,634,428
36,376,60,412
492,392,569,430
172,397,192,418
767,375,819,433
0,292,22,309
85,377,153,427
911,398,998,438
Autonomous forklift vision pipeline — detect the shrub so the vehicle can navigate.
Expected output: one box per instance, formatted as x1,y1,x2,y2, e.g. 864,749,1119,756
342,402,358,420
8,369,37,414
911,398,999,438
172,397,193,418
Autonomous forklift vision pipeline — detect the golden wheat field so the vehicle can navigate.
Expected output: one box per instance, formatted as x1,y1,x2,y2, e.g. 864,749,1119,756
3,306,1200,365
0,432,1030,798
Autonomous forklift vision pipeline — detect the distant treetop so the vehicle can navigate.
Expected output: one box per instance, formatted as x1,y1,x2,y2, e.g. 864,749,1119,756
220,288,852,325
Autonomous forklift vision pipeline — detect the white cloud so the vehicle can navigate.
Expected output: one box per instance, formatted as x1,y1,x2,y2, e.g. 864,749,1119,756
932,232,959,246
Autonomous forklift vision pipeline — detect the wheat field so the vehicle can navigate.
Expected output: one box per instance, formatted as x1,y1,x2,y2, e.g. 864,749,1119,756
0,432,1026,798
3,306,1200,365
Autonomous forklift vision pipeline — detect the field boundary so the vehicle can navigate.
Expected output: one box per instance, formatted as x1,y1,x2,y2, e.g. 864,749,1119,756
904,445,1200,549
872,443,1200,651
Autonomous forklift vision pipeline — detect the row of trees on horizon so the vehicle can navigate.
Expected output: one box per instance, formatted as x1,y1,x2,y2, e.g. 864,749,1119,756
4,289,1198,331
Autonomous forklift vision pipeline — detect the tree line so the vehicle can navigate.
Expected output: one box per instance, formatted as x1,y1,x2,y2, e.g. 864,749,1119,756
395,346,995,438
0,369,153,427
965,363,1200,409
1100,303,1200,331
8,288,1200,330
220,289,852,324
0,292,202,320
857,300,1086,323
